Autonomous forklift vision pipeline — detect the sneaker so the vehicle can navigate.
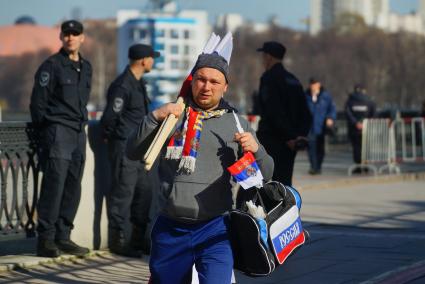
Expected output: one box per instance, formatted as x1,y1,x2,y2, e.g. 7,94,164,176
55,239,89,256
37,239,61,258
308,169,319,175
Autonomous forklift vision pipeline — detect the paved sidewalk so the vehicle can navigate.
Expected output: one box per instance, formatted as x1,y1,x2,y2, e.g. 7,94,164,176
1,145,424,283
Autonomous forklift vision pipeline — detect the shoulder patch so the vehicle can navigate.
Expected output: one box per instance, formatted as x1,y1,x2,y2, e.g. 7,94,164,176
39,71,50,87
113,97,124,113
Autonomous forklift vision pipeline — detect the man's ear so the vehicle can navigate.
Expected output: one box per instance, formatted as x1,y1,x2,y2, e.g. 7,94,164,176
223,83,228,93
80,34,85,43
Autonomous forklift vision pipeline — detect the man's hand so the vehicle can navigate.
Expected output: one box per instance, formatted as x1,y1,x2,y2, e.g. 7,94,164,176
234,132,259,153
326,118,334,128
356,122,363,130
287,136,308,151
152,103,184,122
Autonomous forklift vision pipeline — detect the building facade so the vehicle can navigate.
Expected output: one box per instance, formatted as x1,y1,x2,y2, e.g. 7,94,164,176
117,7,210,104
310,0,392,35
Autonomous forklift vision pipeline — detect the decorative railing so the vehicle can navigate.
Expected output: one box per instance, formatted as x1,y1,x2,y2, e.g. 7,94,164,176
0,122,39,239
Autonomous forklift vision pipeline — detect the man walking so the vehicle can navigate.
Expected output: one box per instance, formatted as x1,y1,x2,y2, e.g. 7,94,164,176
255,41,311,186
100,44,160,256
127,49,274,283
305,78,336,175
30,20,91,257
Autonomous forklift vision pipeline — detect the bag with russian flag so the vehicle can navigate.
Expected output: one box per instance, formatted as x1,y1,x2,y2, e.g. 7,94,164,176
229,181,307,277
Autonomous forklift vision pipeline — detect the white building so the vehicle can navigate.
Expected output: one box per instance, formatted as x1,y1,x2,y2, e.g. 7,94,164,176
216,13,244,33
117,5,210,103
386,12,423,35
420,0,425,27
310,0,390,35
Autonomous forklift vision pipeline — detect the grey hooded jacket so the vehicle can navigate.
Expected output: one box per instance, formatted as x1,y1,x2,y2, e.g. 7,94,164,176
127,99,274,223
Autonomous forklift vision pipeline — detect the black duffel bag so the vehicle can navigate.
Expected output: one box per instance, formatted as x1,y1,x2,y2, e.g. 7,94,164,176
229,181,307,277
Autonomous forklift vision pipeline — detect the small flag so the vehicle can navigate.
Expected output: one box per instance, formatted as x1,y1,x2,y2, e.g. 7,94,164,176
227,152,263,189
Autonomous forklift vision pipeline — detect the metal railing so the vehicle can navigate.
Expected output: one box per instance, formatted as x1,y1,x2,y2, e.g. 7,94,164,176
0,122,39,240
348,117,425,175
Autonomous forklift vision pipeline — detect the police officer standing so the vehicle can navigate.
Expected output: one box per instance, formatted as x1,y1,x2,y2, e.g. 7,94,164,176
256,41,311,186
100,44,159,256
345,84,376,169
30,20,91,257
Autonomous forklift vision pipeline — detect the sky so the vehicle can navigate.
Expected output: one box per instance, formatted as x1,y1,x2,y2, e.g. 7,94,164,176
0,0,420,31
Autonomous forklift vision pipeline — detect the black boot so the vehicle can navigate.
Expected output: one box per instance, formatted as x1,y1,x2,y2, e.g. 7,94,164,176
130,225,151,255
55,239,89,256
129,225,145,251
109,230,126,253
109,230,141,258
37,238,61,257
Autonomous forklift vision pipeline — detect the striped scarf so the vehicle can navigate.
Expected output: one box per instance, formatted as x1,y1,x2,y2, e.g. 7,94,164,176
166,106,226,174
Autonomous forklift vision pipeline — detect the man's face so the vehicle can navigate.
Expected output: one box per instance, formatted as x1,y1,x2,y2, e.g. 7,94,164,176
60,31,85,54
191,67,228,111
310,82,321,94
142,57,154,73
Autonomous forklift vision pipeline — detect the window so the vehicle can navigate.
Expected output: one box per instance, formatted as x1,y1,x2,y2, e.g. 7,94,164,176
182,60,191,70
170,45,179,54
183,30,191,39
138,29,147,39
155,56,165,63
155,29,165,37
171,60,179,69
170,29,179,39
155,42,165,50
184,45,190,55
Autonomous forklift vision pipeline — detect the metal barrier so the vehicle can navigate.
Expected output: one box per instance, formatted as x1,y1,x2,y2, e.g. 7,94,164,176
348,117,425,176
348,119,398,175
392,117,425,163
0,122,39,239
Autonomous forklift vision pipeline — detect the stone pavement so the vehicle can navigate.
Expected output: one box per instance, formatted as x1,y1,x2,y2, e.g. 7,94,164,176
1,146,425,283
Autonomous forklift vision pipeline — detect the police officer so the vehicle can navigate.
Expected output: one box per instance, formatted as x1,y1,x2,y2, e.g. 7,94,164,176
30,20,91,257
255,41,311,186
100,44,160,256
345,84,376,168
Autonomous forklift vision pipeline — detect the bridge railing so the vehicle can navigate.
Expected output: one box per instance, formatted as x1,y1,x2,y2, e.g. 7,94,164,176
0,122,39,240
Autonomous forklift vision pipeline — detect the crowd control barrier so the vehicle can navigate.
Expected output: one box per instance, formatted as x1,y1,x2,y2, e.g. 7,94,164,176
348,117,425,175
392,117,425,164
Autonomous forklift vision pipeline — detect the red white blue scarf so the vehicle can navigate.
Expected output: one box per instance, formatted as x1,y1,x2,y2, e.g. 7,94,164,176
166,106,226,174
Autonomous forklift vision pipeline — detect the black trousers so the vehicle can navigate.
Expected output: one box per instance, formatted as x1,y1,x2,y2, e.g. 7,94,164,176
257,134,297,186
37,124,86,241
350,131,362,164
107,140,154,234
307,133,325,171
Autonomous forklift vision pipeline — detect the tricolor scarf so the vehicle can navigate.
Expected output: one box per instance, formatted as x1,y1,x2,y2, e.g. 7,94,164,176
166,106,226,174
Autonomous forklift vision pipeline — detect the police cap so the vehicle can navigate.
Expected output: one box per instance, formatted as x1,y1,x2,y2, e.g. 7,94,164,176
128,44,160,60
61,20,84,34
257,41,286,60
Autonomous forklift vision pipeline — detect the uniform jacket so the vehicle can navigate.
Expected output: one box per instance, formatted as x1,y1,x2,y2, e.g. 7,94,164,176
100,67,150,142
126,98,274,223
256,63,311,142
305,88,337,135
345,91,376,134
30,48,92,131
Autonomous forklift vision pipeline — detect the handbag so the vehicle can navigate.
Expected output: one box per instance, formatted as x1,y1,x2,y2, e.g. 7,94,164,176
228,181,307,277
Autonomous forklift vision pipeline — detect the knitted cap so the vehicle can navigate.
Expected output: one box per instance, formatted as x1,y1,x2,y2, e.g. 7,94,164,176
191,52,229,82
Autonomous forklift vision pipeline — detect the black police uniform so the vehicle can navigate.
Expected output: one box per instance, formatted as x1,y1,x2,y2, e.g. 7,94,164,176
256,63,311,186
100,66,155,252
345,91,376,164
30,47,92,242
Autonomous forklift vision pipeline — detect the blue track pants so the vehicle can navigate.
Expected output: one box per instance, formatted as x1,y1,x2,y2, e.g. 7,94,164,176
149,215,233,284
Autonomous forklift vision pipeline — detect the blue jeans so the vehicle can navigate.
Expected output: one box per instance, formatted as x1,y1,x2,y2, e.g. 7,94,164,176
150,215,233,284
308,133,325,171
